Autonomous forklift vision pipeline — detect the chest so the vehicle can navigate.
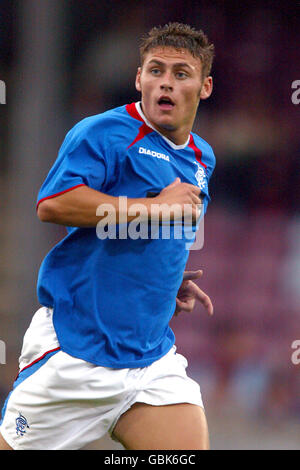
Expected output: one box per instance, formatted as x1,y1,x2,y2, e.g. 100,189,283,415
106,135,207,198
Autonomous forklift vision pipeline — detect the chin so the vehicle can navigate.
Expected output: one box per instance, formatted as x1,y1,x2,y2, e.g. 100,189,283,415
159,123,176,131
154,116,177,131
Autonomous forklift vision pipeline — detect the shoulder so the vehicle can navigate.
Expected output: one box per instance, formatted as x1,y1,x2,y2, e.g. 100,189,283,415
64,104,139,148
191,132,215,159
191,132,216,170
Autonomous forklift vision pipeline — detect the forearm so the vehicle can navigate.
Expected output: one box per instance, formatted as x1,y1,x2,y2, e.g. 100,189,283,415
37,185,151,227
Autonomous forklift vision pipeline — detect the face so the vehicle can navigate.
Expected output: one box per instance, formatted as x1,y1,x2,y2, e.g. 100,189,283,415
135,46,213,144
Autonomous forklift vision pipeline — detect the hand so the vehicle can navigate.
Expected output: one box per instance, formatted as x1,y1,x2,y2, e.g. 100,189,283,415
175,270,214,317
154,178,202,222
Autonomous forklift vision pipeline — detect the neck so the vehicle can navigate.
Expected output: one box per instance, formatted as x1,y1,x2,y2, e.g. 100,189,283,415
154,124,190,146
139,102,191,146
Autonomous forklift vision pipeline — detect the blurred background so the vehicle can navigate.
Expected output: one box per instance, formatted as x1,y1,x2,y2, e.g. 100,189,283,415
0,0,299,450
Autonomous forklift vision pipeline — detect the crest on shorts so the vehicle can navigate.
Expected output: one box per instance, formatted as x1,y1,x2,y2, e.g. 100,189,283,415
194,161,206,190
16,412,30,436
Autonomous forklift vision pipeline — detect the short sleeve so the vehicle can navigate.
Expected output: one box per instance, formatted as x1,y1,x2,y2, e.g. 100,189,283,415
36,117,107,208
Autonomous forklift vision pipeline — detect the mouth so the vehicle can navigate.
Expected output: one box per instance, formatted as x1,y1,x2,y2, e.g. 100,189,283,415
157,96,175,110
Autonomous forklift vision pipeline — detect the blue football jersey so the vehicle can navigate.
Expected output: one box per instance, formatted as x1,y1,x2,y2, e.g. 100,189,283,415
36,102,216,368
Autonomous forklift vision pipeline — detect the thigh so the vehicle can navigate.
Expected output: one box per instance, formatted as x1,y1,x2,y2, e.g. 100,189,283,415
0,432,13,450
113,402,209,450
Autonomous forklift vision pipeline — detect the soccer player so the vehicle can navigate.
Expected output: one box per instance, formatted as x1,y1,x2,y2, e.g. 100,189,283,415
0,22,215,450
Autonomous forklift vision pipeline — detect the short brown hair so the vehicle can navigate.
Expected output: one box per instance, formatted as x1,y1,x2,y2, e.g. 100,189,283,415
139,22,215,78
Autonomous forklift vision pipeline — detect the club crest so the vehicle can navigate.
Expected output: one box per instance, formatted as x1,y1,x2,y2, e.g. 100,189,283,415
194,161,206,190
16,413,30,436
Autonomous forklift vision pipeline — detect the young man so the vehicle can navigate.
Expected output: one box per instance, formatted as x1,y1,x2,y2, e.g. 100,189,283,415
0,22,215,450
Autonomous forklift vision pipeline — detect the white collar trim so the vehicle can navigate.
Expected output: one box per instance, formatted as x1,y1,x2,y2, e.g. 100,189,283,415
135,101,190,150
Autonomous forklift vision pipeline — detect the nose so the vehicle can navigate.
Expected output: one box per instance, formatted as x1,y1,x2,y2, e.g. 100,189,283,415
160,83,173,91
160,71,174,91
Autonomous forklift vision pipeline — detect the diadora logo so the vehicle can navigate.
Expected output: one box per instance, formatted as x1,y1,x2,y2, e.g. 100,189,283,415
138,146,170,162
16,413,30,437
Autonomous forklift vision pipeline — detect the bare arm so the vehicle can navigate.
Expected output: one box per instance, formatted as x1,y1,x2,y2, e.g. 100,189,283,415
37,185,152,227
37,177,202,227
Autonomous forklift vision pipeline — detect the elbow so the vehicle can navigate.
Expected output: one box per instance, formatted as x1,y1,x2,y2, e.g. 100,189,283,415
37,199,57,223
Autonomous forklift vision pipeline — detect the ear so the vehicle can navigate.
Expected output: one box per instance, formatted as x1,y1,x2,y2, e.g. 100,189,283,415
200,76,213,100
135,67,142,92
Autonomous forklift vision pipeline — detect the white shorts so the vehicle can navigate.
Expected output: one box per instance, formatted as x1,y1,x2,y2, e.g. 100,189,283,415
0,307,204,450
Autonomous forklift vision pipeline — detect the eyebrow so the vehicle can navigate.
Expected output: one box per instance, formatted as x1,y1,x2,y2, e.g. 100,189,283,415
146,59,194,70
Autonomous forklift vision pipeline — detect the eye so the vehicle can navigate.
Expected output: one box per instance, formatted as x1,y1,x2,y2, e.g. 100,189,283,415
150,68,161,76
176,71,188,79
